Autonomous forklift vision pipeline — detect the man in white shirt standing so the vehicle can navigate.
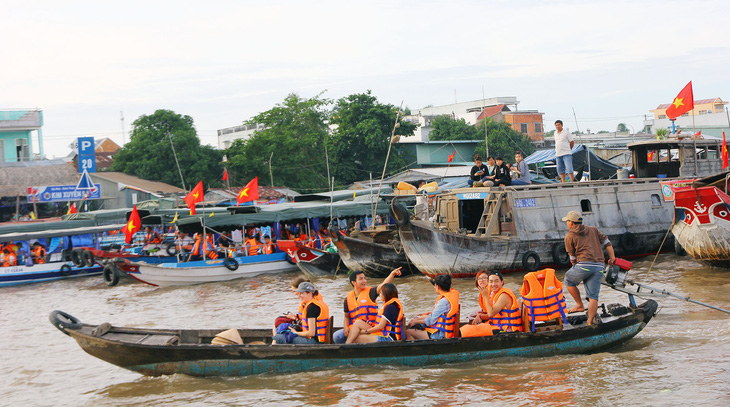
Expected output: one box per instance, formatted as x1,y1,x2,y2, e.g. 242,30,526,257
554,120,575,182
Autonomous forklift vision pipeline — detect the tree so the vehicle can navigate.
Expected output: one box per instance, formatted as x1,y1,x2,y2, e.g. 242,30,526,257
225,93,332,191
544,129,555,138
474,118,536,160
617,123,628,132
111,109,223,189
429,116,480,141
327,91,417,186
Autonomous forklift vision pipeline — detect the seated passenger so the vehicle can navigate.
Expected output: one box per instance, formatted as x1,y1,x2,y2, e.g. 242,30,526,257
273,282,329,344
261,235,275,254
493,157,512,187
31,242,46,264
187,233,217,261
475,270,522,332
144,226,162,244
468,154,489,187
175,232,194,252
2,247,17,267
511,152,532,186
245,233,260,256
405,275,460,340
346,283,404,343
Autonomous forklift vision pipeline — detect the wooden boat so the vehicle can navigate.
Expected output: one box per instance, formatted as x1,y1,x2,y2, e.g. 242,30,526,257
668,170,730,267
328,224,419,278
48,296,658,377
125,252,297,287
393,138,727,278
292,243,348,278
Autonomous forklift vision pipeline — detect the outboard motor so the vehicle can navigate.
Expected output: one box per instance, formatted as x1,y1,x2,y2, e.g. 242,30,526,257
604,258,631,287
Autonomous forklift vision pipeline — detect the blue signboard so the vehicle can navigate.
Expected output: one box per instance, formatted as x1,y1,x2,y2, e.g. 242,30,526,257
28,184,101,203
514,198,537,208
456,192,489,200
77,137,96,173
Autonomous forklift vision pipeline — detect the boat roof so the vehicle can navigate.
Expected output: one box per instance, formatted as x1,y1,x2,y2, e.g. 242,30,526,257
0,223,126,243
627,137,722,149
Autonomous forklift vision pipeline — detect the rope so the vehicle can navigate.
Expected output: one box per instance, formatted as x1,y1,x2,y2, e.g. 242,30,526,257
647,223,673,274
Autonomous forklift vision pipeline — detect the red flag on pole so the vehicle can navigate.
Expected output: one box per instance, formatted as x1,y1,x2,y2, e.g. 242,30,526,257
184,181,204,215
665,81,694,120
67,203,77,215
447,151,456,163
122,205,142,244
237,177,259,206
223,168,228,181
723,131,729,170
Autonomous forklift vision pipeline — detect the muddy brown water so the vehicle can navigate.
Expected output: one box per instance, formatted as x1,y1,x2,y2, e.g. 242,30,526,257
2,254,729,406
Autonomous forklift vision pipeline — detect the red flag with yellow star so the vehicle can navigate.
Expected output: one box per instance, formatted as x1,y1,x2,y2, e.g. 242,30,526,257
184,181,204,214
122,205,141,244
237,177,259,206
447,151,456,163
723,131,728,170
665,81,694,120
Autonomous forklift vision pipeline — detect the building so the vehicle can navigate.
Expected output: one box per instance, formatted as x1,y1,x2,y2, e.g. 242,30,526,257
65,137,122,170
644,97,729,137
88,172,185,210
0,109,44,162
650,98,727,119
217,123,266,150
477,106,545,145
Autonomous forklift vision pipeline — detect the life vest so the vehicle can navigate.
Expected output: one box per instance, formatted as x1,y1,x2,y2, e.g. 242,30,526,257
246,238,259,256
317,231,329,248
346,287,379,327
425,289,460,338
488,287,523,332
192,240,217,259
226,248,236,258
261,242,274,254
520,268,568,332
297,293,324,321
145,231,162,244
2,252,17,267
33,246,46,264
372,298,404,340
206,234,214,246
301,297,330,343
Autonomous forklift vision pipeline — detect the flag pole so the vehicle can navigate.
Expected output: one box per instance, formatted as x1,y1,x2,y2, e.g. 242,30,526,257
692,108,698,176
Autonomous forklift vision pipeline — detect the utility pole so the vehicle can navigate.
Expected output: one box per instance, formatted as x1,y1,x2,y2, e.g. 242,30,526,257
120,111,126,145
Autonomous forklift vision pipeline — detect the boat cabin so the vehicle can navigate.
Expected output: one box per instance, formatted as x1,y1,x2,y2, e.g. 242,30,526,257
628,138,724,179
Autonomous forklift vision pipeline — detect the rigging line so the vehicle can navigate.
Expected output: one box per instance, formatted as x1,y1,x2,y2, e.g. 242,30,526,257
375,103,404,206
647,223,673,275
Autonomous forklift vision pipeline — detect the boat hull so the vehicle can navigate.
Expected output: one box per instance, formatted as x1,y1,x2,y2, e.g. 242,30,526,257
293,246,347,278
0,262,103,287
331,228,419,278
52,299,657,377
672,185,730,267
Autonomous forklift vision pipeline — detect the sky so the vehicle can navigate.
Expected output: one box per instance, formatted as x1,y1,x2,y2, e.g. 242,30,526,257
2,0,730,158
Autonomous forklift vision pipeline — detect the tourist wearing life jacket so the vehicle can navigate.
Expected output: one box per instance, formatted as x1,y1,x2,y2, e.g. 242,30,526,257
521,268,568,332
473,270,522,332
273,282,329,344
187,234,217,261
332,267,402,344
562,210,615,325
144,226,162,244
2,248,17,267
31,242,46,264
261,235,275,254
346,283,404,343
245,234,260,256
406,275,460,340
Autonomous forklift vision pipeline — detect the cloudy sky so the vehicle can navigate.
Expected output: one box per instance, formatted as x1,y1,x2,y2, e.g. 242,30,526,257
3,0,729,158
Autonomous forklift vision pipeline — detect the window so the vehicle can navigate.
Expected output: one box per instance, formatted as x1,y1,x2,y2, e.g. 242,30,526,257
651,194,662,207
520,123,528,134
15,138,29,161
535,123,543,133
658,115,667,119
580,199,592,213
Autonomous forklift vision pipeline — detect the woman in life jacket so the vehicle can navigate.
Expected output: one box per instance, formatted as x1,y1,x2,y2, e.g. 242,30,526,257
405,274,460,340
474,270,523,332
31,242,46,264
345,283,404,344
272,282,329,344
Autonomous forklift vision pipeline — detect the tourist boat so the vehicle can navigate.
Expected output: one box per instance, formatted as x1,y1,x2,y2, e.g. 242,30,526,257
48,293,658,377
392,138,727,278
328,224,419,278
666,170,730,267
291,243,348,278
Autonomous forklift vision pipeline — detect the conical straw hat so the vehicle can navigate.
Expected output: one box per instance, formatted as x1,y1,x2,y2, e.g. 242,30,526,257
214,328,243,345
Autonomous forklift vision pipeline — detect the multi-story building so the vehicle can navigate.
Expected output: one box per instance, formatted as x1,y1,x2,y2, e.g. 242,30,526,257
217,123,265,150
0,109,44,162
644,97,729,137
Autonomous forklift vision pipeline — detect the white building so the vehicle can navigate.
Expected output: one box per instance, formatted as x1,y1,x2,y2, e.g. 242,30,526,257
217,123,266,150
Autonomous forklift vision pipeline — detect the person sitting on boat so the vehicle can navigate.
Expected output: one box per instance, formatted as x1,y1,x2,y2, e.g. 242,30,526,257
261,235,275,254
217,234,236,258
562,210,615,325
405,275,460,340
31,242,46,264
175,232,194,253
244,233,261,256
472,270,522,332
493,157,512,187
468,154,489,187
332,267,403,343
273,282,330,344
144,227,162,245
2,247,17,267
511,151,531,186
345,283,404,343
187,233,217,262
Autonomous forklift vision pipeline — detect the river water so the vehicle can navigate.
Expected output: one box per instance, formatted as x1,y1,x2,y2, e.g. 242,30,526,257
2,254,729,406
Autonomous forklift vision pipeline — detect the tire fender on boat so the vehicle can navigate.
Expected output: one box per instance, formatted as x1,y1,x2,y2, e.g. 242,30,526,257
82,250,95,267
165,243,178,256
60,264,73,276
551,243,572,268
328,227,340,242
70,249,84,267
619,232,639,254
224,257,239,271
674,238,686,256
285,253,296,265
103,265,120,286
49,310,83,332
390,199,410,227
522,251,541,272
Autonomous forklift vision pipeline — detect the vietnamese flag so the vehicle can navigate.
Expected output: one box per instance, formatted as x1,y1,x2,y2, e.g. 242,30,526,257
237,177,259,206
665,81,694,120
222,168,228,182
447,151,456,163
67,203,77,215
184,181,204,214
122,205,142,244
723,132,729,170
647,150,654,161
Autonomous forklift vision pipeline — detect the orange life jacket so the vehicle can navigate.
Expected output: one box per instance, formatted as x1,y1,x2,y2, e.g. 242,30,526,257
145,231,162,244
346,287,378,327
372,298,404,340
520,268,568,332
33,246,46,264
191,240,217,259
2,252,17,267
425,289,460,338
206,234,214,246
488,287,523,332
225,248,236,258
261,242,274,254
301,297,330,343
245,238,259,256
297,292,324,321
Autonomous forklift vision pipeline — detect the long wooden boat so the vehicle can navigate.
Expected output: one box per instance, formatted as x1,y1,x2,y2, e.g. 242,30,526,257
49,297,658,377
125,252,298,287
292,244,348,278
328,224,419,278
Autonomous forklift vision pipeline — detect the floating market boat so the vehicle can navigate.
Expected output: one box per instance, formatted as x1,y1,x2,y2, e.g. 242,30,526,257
48,293,658,377
393,138,726,278
291,243,347,278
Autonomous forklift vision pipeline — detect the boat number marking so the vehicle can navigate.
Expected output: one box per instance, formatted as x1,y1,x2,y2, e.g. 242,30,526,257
457,192,488,200
514,198,537,208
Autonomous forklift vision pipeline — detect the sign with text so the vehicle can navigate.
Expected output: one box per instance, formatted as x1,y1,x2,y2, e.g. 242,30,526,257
28,184,101,203
77,137,96,173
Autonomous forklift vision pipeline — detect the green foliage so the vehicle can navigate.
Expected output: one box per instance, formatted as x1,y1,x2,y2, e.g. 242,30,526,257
110,109,223,189
617,123,628,132
544,129,555,138
474,118,536,160
327,91,417,186
656,128,669,140
225,93,332,191
597,130,609,134
429,116,480,141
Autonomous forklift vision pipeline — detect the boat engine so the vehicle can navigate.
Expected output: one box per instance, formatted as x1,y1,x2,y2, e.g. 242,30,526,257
604,258,632,287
